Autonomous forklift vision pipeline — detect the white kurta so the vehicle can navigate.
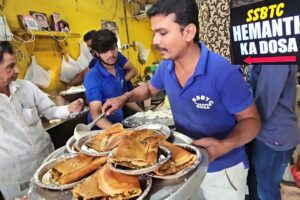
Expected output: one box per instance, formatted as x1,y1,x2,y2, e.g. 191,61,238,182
0,80,70,199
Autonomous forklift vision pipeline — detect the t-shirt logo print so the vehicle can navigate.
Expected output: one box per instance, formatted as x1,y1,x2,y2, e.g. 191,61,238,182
192,95,214,109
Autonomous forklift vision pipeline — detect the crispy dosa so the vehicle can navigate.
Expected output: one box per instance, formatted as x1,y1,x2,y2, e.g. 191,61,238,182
85,123,132,152
72,169,107,200
154,141,196,175
111,135,158,169
98,164,142,199
129,129,167,142
51,154,107,185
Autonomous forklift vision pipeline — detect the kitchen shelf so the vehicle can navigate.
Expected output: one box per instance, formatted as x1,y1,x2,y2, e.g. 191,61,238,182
16,29,81,38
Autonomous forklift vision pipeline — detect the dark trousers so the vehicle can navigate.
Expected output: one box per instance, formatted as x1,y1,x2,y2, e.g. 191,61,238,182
247,139,295,200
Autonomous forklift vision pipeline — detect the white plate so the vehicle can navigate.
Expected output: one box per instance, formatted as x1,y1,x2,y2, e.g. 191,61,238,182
134,124,172,139
60,86,85,95
147,143,201,179
107,146,171,175
33,153,83,190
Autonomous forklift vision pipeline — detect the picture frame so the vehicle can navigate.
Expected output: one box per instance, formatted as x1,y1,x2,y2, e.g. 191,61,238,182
17,15,27,29
22,15,39,30
30,11,50,31
57,19,70,32
51,13,61,31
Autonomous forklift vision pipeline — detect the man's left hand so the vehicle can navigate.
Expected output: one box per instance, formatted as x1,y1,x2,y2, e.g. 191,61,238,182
68,98,84,113
192,137,231,162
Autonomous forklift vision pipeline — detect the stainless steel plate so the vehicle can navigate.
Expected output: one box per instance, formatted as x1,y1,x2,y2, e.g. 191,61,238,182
148,143,201,179
75,130,110,157
65,135,78,153
42,147,66,165
107,146,171,175
137,174,152,200
33,153,84,190
66,130,100,154
134,124,172,139
123,110,174,128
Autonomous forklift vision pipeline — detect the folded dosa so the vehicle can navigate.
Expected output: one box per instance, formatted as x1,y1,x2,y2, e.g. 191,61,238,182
98,164,142,199
51,154,107,185
85,123,132,152
72,169,107,200
111,135,158,169
129,129,167,142
154,141,196,175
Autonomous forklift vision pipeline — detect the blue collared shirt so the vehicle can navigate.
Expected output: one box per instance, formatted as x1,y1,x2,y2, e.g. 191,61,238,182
247,65,300,151
150,42,254,172
89,52,133,90
84,60,128,126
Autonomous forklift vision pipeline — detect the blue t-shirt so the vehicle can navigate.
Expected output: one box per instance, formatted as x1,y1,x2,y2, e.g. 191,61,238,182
150,42,254,172
247,65,300,151
89,52,134,91
84,60,128,128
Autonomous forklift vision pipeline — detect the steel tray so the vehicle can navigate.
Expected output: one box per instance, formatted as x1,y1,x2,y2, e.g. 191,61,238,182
28,131,208,200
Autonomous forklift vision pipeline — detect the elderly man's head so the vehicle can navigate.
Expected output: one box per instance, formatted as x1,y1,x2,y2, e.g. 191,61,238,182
0,42,19,86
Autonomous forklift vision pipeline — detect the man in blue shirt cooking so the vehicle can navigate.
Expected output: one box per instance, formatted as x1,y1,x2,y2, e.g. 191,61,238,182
102,0,261,199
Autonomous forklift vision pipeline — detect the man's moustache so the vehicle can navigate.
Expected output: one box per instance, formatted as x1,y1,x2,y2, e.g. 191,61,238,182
154,44,167,52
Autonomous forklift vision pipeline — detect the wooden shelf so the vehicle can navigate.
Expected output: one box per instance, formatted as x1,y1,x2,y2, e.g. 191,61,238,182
133,13,147,20
16,29,81,38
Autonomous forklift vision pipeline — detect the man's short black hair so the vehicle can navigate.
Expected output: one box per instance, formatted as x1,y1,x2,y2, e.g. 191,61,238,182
83,30,96,42
147,0,199,43
91,29,118,53
0,41,13,63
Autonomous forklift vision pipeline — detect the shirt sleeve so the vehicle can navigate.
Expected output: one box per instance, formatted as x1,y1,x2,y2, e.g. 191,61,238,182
254,65,290,120
116,52,128,68
218,67,254,114
28,82,70,119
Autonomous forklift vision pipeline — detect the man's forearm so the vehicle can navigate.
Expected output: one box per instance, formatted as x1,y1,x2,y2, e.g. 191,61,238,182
95,117,113,129
124,83,153,103
125,72,135,82
223,117,261,151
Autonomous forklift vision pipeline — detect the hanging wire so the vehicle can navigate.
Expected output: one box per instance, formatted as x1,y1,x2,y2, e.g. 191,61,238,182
0,9,36,44
44,29,67,43
111,0,118,20
0,0,7,11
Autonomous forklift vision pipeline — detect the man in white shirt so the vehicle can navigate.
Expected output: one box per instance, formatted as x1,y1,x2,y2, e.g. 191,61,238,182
0,41,84,199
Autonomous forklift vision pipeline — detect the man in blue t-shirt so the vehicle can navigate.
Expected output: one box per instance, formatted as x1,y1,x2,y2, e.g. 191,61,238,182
247,65,300,200
68,30,137,90
84,30,142,129
102,0,261,199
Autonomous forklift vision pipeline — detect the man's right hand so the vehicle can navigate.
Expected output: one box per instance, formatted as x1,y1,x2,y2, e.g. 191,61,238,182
102,95,128,116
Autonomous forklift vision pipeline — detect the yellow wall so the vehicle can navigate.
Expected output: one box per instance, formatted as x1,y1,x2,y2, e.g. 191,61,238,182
2,0,160,93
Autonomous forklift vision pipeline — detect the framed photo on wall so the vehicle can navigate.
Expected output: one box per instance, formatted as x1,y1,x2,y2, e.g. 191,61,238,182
51,13,61,31
22,15,39,30
30,11,50,31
